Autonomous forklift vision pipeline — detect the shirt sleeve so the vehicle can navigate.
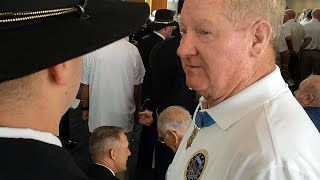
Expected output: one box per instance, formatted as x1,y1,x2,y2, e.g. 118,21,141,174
133,47,145,85
302,25,311,39
252,167,311,180
282,25,291,38
277,30,288,53
81,54,90,85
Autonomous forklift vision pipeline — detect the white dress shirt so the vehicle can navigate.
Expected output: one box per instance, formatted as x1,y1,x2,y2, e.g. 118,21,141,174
303,18,320,50
167,66,320,180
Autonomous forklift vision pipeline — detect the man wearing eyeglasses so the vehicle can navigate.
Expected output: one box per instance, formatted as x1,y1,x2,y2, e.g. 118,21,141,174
157,106,192,152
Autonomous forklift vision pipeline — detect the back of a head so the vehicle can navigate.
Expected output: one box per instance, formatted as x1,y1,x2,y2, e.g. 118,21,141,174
285,9,296,19
89,126,123,160
312,8,320,19
157,106,192,135
300,75,320,106
224,0,286,46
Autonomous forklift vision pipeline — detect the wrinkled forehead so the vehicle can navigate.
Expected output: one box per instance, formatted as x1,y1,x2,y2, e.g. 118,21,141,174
179,0,225,24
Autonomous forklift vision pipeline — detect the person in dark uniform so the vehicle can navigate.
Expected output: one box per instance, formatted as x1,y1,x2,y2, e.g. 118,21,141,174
129,19,153,47
87,126,131,180
0,0,149,179
137,9,178,180
139,35,198,180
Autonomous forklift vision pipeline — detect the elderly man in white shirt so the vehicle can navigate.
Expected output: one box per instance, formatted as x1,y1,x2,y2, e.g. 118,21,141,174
166,0,320,179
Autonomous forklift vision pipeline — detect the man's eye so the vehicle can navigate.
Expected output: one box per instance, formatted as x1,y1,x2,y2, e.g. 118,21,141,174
180,29,186,36
198,29,210,35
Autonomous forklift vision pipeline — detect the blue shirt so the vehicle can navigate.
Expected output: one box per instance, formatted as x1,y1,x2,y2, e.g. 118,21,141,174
304,107,320,132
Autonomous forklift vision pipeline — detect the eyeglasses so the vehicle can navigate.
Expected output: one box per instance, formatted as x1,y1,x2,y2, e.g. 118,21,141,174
158,130,176,143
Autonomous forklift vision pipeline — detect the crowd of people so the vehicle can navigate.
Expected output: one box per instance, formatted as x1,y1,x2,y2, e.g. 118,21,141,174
1,0,320,180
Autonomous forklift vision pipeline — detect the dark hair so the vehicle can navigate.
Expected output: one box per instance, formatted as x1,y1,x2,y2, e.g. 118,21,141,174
307,9,313,19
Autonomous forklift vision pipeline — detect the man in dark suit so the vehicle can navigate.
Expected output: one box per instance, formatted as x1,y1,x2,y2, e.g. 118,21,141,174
137,9,178,180
0,0,149,180
87,126,131,180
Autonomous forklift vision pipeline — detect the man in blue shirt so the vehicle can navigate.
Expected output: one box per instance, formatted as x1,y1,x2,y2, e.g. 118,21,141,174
295,75,320,131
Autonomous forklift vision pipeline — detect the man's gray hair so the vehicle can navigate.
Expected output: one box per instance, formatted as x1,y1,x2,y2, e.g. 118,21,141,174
157,106,192,135
89,126,123,159
224,0,286,46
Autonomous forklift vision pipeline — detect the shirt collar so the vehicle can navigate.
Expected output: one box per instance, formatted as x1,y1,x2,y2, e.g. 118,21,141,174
153,31,165,40
0,127,62,147
94,162,115,176
284,18,296,25
201,66,287,131
310,18,320,23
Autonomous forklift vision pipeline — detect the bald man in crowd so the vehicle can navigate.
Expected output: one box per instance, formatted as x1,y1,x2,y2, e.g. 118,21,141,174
157,106,192,152
295,75,320,132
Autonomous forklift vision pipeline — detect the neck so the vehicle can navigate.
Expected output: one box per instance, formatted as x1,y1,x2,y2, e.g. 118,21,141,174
156,30,167,39
206,59,275,108
94,158,117,174
0,101,62,136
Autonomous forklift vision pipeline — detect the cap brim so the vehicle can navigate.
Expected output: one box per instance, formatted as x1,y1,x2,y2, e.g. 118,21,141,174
149,20,178,30
1,1,150,82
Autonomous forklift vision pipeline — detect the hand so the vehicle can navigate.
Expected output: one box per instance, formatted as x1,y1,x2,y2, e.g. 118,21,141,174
82,110,89,121
139,110,153,126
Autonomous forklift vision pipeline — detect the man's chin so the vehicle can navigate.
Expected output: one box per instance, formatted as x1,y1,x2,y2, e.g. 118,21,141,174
186,80,205,92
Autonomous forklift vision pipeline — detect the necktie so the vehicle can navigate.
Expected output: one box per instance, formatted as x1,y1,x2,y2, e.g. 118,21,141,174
195,111,215,128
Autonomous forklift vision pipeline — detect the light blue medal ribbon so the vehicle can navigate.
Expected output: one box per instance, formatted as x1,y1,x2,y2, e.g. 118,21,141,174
195,111,215,128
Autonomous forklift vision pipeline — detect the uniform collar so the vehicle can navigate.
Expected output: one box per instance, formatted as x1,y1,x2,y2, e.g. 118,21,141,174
153,31,165,40
201,66,287,131
94,162,115,176
287,18,296,23
0,127,62,147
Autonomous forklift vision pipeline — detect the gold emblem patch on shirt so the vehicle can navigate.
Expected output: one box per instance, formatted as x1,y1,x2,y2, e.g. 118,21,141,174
184,149,208,180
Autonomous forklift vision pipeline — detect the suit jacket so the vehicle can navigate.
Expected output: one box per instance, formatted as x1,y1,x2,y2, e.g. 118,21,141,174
138,32,164,102
87,163,119,180
0,138,89,180
151,36,198,114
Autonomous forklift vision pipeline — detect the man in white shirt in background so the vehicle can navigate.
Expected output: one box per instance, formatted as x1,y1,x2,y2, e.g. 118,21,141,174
81,37,145,180
300,9,312,25
301,8,320,80
283,9,312,89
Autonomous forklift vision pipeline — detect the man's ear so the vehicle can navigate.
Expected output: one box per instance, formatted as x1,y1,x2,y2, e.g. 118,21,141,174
48,63,67,85
168,131,179,148
250,19,272,58
110,148,116,161
303,94,314,106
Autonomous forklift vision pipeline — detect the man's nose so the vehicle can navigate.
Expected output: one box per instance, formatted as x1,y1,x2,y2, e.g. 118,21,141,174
177,34,197,59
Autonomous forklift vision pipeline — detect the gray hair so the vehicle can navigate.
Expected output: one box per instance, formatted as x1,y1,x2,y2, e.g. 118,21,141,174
224,0,286,46
301,75,320,105
157,106,192,136
89,126,123,159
